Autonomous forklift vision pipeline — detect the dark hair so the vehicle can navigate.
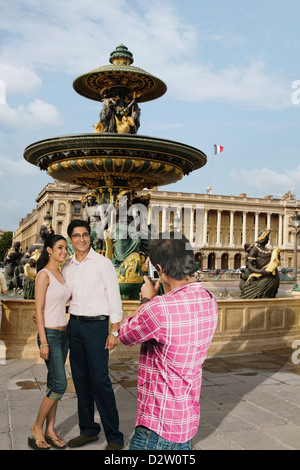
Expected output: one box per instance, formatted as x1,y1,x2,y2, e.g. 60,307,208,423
67,219,91,238
149,232,196,280
37,234,67,272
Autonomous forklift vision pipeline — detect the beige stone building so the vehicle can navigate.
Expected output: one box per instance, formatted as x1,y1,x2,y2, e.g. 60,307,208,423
13,181,299,269
13,181,86,252
148,188,299,270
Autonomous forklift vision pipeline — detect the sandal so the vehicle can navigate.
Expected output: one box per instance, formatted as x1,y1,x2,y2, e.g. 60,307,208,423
28,436,50,450
45,435,66,449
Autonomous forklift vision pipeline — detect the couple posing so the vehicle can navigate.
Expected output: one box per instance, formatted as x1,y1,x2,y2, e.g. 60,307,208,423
29,219,218,451
29,219,124,450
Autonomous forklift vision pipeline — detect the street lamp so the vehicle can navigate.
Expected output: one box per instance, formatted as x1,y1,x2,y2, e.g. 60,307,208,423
291,210,300,291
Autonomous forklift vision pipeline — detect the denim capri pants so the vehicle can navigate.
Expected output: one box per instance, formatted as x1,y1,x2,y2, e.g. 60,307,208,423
37,328,69,402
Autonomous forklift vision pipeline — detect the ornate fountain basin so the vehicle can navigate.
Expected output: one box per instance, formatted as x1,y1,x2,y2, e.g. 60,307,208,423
24,133,207,192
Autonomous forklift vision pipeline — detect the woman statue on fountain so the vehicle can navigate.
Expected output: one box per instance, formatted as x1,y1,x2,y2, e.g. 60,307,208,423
240,229,280,299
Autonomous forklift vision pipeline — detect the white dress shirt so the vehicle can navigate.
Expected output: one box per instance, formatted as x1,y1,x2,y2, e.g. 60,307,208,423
62,248,123,324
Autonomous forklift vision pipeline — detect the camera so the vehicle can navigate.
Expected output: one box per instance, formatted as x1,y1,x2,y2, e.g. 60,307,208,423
148,261,160,281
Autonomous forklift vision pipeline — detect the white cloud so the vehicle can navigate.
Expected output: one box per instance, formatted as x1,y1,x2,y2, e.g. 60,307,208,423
230,165,300,192
0,155,39,178
165,60,290,110
0,0,291,110
0,56,42,96
0,98,63,129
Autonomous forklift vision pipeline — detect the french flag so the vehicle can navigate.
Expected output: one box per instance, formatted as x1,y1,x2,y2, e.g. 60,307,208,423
214,144,224,154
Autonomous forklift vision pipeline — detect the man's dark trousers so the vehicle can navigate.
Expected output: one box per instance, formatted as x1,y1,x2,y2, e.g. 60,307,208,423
69,316,124,444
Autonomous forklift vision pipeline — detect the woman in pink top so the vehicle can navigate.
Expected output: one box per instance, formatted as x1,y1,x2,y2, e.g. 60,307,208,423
29,235,70,450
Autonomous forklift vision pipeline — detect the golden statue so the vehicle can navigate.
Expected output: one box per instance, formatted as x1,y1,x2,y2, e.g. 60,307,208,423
115,114,134,133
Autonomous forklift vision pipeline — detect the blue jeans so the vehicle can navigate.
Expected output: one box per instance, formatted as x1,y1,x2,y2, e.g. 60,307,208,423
68,317,123,444
129,426,192,450
37,328,69,401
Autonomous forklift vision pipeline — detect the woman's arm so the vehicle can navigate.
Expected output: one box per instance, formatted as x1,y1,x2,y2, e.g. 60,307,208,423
34,271,50,361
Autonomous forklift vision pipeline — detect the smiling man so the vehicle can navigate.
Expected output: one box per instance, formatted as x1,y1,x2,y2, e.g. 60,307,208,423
62,219,124,450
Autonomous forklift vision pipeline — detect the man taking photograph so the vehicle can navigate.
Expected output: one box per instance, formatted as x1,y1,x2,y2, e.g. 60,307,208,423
119,232,218,450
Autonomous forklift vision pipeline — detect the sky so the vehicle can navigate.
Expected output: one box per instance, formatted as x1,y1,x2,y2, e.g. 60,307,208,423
0,0,300,232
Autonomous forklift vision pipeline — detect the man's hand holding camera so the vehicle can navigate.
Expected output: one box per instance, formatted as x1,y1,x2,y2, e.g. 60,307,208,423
139,257,161,304
141,275,160,302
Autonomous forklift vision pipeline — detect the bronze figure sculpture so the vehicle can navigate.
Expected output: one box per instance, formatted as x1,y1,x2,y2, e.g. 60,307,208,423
240,229,280,299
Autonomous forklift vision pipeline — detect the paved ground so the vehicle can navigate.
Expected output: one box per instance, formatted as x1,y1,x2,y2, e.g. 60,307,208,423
1,347,300,451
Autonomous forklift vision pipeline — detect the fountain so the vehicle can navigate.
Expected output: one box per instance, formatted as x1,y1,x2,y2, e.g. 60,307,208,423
23,44,207,299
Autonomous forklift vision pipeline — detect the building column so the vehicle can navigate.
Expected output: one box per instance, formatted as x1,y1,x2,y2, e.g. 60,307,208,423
203,209,208,246
194,204,204,248
216,210,221,246
147,203,152,225
229,210,235,246
242,211,247,246
278,213,283,247
255,212,259,240
67,200,73,227
189,206,194,243
162,205,168,232
174,206,182,233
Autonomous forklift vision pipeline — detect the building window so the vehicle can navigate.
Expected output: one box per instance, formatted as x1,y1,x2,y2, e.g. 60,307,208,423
74,202,81,215
56,221,63,234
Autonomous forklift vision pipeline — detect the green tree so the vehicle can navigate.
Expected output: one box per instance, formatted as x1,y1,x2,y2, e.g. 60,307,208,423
0,231,13,261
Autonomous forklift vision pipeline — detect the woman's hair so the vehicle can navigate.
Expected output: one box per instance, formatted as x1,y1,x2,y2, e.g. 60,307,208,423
37,234,67,272
149,232,196,280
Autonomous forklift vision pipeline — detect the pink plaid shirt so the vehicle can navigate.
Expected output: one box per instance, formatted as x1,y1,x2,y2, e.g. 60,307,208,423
118,282,218,443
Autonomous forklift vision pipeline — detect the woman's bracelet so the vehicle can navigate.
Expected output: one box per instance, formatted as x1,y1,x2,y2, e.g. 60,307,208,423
40,343,49,349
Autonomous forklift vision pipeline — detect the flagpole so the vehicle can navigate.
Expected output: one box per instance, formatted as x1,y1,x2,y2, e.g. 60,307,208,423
210,145,224,194
210,146,214,192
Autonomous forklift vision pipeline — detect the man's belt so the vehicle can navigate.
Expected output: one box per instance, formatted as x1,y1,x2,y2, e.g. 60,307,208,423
70,314,108,322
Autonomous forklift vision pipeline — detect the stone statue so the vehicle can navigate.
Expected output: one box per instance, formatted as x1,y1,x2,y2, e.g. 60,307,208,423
117,94,141,134
279,267,294,281
110,193,151,266
240,229,280,299
92,91,118,133
4,241,23,291
93,91,141,135
105,191,151,299
80,188,152,299
82,193,104,251
21,223,54,299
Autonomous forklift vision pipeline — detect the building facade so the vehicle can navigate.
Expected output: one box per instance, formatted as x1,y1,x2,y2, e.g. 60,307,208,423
147,189,299,270
13,180,86,252
13,181,299,269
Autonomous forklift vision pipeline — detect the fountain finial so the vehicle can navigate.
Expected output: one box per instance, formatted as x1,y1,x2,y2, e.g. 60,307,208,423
109,44,134,66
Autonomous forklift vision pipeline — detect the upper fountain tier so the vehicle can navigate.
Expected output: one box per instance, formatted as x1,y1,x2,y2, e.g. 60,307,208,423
73,44,167,103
